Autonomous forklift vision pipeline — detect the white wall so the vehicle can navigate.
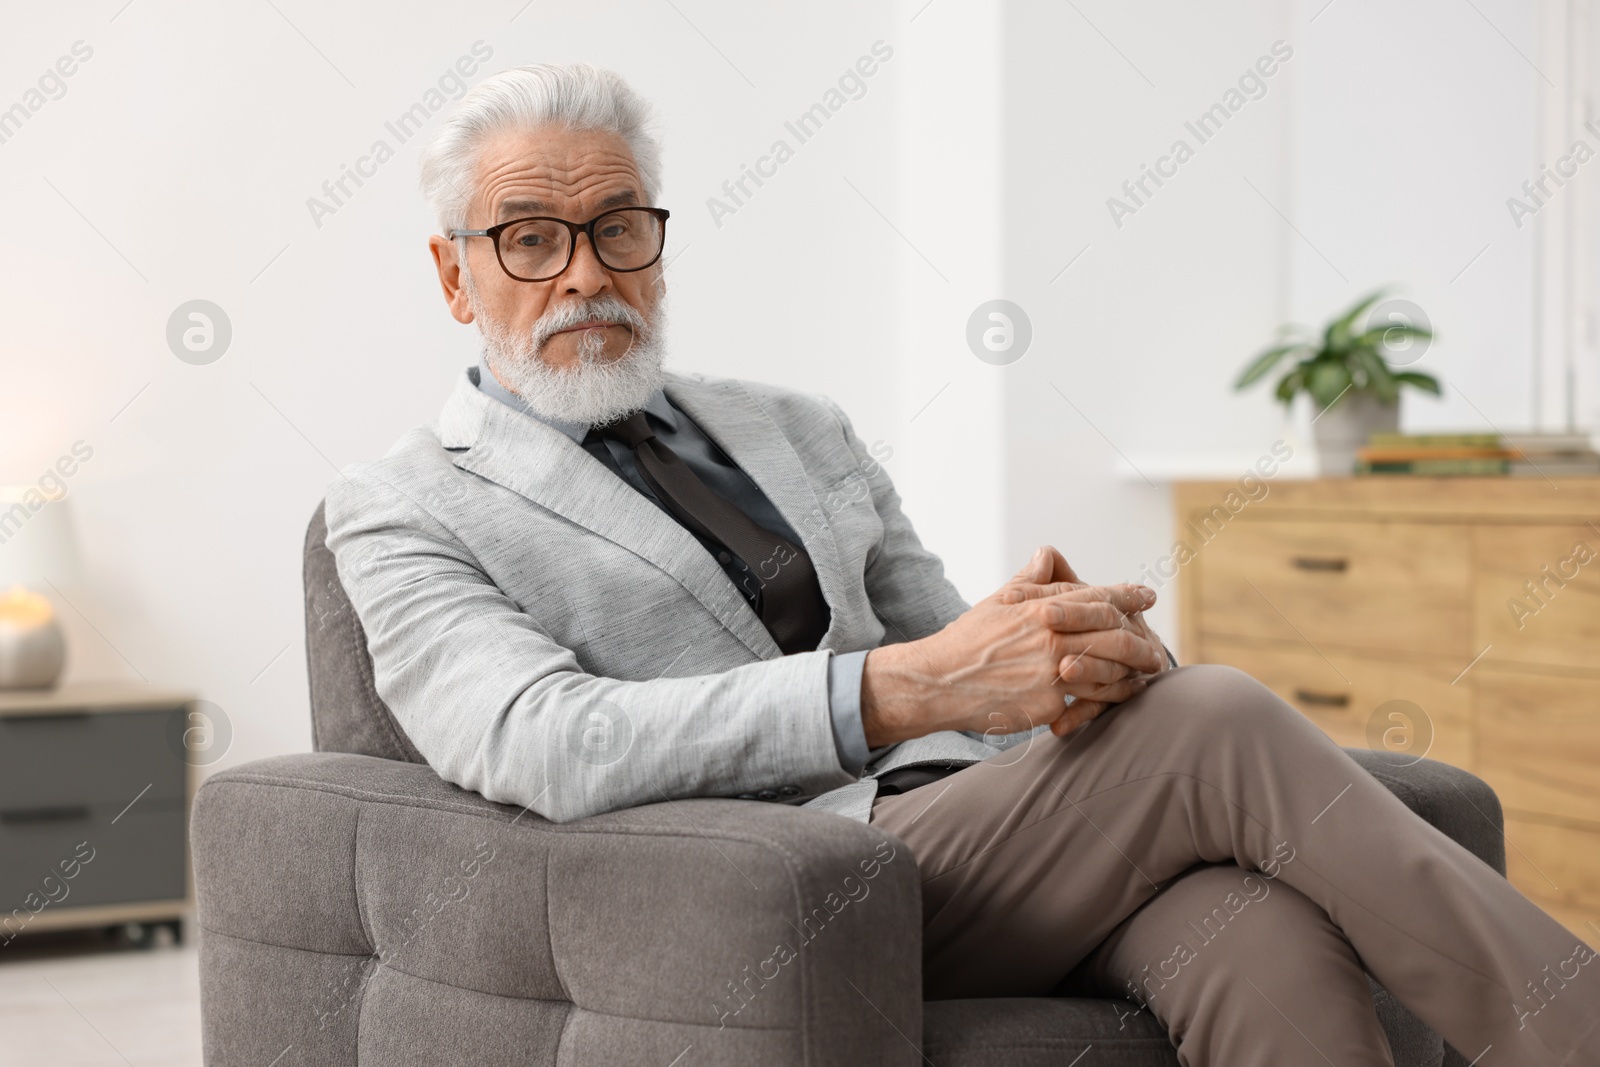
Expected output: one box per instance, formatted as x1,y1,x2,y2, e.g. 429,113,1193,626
995,0,1551,651
0,0,1556,773
998,0,1301,642
1288,0,1540,433
0,1,918,773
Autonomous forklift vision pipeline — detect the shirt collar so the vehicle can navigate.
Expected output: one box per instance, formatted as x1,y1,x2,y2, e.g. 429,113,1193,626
473,355,678,444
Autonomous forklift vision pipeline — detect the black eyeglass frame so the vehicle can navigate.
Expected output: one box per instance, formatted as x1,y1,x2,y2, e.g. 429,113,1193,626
448,207,672,282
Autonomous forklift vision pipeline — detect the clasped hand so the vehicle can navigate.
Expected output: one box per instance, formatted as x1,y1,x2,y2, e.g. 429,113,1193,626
860,546,1171,747
989,545,1170,734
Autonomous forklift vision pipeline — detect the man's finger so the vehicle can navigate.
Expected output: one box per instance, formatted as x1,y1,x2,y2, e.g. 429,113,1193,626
1038,545,1080,585
1050,582,1157,618
1000,579,1087,604
1052,698,1108,737
1055,652,1130,689
1050,676,1152,736
1054,628,1167,675
1008,544,1080,586
1037,600,1127,634
1010,545,1051,585
1082,675,1151,705
999,547,1087,604
1030,584,1155,623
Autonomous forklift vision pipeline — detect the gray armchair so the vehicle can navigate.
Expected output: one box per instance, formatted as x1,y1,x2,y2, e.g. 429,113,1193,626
191,504,1510,1065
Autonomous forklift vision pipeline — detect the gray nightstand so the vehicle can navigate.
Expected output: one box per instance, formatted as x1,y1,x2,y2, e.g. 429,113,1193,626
0,683,198,946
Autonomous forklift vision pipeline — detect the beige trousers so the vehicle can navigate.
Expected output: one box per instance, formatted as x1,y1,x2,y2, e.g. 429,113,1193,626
870,664,1600,1067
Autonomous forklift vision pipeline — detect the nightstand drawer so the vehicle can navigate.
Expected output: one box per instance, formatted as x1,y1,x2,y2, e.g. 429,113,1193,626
0,709,188,811
1199,639,1474,770
0,796,187,913
1475,525,1600,673
1476,672,1600,824
1193,518,1472,657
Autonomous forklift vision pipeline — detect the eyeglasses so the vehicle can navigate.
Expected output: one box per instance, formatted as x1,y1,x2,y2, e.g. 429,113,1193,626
448,207,671,283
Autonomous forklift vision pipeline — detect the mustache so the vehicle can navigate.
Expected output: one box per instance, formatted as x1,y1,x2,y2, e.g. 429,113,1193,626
530,296,649,354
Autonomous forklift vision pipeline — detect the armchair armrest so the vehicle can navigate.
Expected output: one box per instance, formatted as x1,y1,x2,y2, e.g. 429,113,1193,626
1343,749,1507,875
193,753,923,1067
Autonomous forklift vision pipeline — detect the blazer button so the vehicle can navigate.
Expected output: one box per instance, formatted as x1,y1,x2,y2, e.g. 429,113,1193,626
757,789,778,801
718,550,732,564
738,792,757,800
778,785,801,796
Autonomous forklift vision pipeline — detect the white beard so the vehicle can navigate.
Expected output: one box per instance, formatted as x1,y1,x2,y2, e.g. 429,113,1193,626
467,273,668,426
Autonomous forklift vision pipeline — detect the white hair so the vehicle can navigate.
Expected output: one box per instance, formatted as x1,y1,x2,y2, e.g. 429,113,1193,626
418,62,664,241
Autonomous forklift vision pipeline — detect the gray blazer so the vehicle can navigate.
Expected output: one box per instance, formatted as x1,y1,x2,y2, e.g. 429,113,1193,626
324,366,1041,824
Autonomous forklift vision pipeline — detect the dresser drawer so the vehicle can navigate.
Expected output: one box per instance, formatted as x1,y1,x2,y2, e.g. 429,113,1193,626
1504,817,1600,916
1476,672,1600,824
1526,895,1600,944
1199,639,1474,769
0,708,189,811
1192,519,1472,658
1475,525,1600,673
0,796,187,915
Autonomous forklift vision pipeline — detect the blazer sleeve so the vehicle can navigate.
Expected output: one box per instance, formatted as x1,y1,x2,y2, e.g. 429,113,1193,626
815,395,971,643
323,465,857,824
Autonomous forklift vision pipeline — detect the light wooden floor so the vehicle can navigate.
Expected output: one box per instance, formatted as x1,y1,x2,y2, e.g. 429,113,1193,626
0,933,200,1067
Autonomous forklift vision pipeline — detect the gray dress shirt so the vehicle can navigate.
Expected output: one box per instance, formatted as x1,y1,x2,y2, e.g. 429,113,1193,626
473,358,873,771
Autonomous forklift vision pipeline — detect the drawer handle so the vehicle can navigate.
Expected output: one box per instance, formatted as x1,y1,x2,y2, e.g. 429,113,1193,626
1293,689,1350,708
1291,557,1348,573
2,711,92,724
1,805,92,825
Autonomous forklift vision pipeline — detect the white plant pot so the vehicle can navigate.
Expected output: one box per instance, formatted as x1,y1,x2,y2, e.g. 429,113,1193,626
1312,392,1400,476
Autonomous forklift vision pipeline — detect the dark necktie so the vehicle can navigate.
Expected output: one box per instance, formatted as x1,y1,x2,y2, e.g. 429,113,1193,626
594,410,830,654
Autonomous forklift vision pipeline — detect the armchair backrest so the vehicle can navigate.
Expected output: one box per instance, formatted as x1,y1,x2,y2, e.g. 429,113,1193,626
303,501,425,763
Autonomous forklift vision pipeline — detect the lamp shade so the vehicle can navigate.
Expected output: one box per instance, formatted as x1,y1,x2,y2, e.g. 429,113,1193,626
0,486,85,589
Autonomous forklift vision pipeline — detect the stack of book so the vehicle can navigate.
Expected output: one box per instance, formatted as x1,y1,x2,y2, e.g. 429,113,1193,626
1356,434,1509,475
1504,432,1600,477
1356,432,1600,476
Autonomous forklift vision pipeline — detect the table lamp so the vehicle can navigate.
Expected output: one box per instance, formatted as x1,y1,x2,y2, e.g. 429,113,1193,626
0,485,85,689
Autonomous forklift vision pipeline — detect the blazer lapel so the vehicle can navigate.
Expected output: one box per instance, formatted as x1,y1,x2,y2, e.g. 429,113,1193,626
662,374,854,649
438,367,854,658
438,368,781,659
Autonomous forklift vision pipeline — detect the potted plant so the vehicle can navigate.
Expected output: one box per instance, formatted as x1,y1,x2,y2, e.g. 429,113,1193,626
1235,289,1440,475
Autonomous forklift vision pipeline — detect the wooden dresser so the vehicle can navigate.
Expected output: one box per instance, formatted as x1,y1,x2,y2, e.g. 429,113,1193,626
1173,477,1600,940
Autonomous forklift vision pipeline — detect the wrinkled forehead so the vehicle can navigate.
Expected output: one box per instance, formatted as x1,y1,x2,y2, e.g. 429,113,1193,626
471,125,644,224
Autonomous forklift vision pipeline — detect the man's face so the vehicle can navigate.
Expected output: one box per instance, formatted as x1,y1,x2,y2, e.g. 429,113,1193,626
429,125,664,370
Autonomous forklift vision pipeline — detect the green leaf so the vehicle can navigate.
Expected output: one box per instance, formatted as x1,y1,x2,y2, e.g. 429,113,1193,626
1245,289,1444,408
1323,288,1391,352
1353,323,1432,348
1358,350,1400,403
1354,324,1432,369
1308,361,1353,409
1349,346,1393,389
1393,371,1442,395
1340,288,1392,331
1274,365,1308,406
1236,343,1313,388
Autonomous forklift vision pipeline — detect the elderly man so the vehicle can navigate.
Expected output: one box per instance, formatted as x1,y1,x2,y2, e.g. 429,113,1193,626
325,62,1598,1066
